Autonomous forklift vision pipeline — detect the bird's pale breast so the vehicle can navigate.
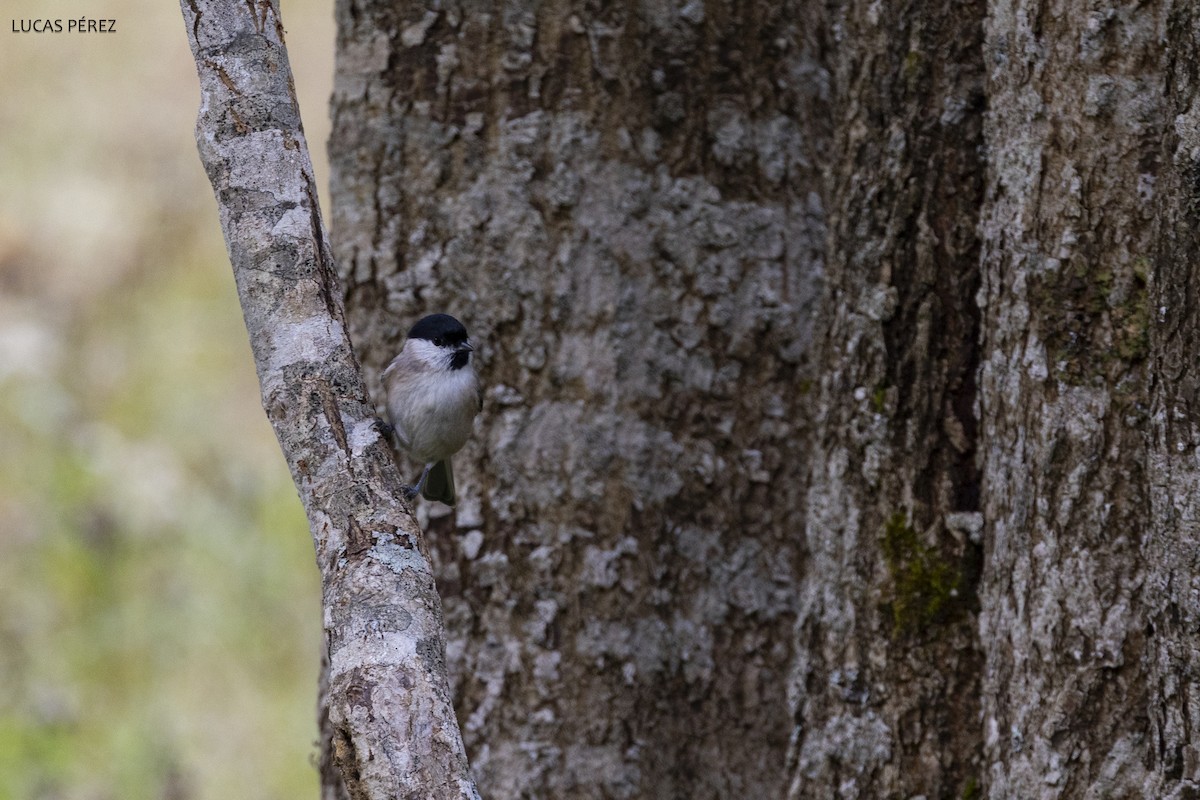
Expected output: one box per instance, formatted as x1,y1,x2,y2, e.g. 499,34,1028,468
386,366,479,464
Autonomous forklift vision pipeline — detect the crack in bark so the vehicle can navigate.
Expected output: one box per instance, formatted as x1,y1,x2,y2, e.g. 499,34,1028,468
315,377,352,459
241,0,259,31
185,0,202,43
305,171,343,323
346,516,373,557
203,59,243,96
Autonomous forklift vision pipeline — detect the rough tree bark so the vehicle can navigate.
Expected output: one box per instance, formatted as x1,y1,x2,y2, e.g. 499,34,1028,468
1149,6,1200,796
976,2,1162,796
330,1,825,797
795,1,1199,797
316,1,1200,799
786,0,986,795
179,2,480,798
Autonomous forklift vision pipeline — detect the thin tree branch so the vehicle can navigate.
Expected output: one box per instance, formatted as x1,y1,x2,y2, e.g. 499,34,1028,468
178,2,481,798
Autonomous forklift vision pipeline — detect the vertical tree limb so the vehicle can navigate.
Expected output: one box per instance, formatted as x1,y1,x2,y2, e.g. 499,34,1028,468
179,2,480,798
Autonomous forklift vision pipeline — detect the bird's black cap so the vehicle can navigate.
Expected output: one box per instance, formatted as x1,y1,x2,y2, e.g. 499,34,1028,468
407,313,469,346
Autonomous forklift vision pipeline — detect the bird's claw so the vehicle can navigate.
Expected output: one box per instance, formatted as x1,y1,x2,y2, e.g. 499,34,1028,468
401,484,419,500
374,419,395,439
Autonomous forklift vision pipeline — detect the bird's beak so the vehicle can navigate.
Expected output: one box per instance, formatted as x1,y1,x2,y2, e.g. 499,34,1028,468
459,341,474,352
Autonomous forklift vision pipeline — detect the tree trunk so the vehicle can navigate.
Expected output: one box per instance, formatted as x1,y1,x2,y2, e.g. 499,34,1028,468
330,1,825,797
976,2,1163,796
1130,3,1200,797
786,0,986,795
329,0,1200,798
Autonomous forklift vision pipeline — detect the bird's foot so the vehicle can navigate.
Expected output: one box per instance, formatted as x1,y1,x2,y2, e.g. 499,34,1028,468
374,419,395,439
401,484,419,500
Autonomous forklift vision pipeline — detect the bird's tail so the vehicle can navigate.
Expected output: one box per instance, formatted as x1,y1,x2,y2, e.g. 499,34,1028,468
422,459,456,506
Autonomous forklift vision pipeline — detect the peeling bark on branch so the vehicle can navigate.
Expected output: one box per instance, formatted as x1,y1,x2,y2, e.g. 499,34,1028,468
179,2,480,798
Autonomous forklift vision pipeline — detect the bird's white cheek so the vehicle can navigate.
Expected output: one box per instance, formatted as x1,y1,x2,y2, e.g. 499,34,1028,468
404,338,449,369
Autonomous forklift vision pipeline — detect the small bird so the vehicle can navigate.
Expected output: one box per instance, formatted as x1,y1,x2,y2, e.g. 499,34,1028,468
381,313,481,506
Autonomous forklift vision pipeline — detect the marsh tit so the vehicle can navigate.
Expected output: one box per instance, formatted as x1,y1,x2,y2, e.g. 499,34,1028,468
381,313,481,506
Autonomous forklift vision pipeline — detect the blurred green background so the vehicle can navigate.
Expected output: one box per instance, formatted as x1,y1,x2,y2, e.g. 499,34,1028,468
0,1,335,798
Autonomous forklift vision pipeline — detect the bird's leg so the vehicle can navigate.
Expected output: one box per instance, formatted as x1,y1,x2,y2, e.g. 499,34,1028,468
403,462,434,500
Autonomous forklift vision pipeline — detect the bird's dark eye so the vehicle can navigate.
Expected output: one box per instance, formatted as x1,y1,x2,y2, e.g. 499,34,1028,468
433,337,444,346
